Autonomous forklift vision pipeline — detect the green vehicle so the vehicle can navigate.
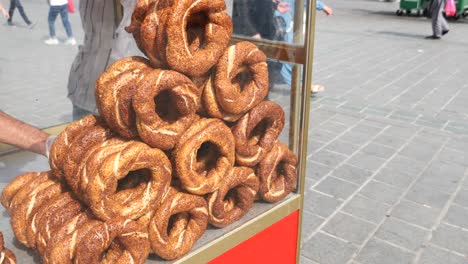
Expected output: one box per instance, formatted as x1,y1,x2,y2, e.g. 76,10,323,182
396,0,432,16
454,0,468,19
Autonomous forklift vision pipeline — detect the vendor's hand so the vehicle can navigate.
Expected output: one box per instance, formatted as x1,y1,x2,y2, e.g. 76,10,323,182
277,2,291,13
322,5,333,16
44,135,56,158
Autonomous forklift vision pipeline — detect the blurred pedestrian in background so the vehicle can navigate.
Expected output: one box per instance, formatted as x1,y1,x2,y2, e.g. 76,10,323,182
277,0,332,94
44,0,76,45
6,0,34,28
426,0,449,39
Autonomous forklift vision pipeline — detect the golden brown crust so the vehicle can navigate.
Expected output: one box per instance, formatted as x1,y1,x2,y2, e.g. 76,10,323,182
231,101,285,167
149,189,208,260
81,140,171,220
74,218,150,264
257,142,297,203
207,167,259,227
125,0,159,59
8,172,58,246
1,172,37,208
164,0,232,77
129,0,232,77
133,69,201,150
0,249,17,264
43,219,102,264
62,122,114,185
203,41,269,122
95,56,152,139
174,118,235,195
35,194,83,254
48,115,99,178
19,182,64,248
42,211,93,263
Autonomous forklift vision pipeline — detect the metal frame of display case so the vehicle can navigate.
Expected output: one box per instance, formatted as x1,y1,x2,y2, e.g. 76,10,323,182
0,1,316,263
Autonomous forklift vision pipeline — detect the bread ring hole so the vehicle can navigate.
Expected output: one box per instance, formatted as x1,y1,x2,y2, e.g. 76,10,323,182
117,169,151,193
224,188,239,211
100,241,123,261
232,67,253,92
248,119,271,145
195,142,221,175
274,161,287,181
168,212,189,236
186,12,208,51
154,90,186,123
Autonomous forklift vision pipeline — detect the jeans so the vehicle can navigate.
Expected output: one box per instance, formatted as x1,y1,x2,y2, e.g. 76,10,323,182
48,4,73,38
7,0,31,24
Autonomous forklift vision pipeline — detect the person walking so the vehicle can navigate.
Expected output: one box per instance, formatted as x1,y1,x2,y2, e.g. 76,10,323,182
44,0,76,45
426,0,449,39
6,0,34,27
277,0,332,94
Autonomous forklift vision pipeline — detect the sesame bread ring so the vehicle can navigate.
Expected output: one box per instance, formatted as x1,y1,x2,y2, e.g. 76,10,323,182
231,101,285,167
74,218,150,264
9,173,60,247
207,166,259,227
164,0,232,77
203,41,269,122
83,140,172,220
34,193,83,254
133,69,201,150
43,219,102,264
149,188,208,260
62,122,113,185
0,249,16,264
48,115,99,178
95,56,152,139
42,211,93,264
174,118,235,195
257,142,297,203
1,171,37,208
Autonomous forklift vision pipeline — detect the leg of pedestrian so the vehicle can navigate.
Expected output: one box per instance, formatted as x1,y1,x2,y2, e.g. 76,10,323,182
45,6,60,45
7,0,15,25
426,0,448,39
59,4,76,45
14,0,32,26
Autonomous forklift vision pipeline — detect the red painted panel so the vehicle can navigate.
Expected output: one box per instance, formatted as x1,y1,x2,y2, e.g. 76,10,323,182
209,210,299,264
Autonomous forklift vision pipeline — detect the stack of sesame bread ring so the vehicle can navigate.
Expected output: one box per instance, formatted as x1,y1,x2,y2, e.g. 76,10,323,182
1,0,297,262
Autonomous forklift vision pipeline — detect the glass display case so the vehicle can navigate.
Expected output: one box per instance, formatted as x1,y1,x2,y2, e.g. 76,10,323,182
0,0,316,262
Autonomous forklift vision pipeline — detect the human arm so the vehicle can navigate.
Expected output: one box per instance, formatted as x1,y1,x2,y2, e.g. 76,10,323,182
0,3,9,18
0,112,51,157
316,1,333,15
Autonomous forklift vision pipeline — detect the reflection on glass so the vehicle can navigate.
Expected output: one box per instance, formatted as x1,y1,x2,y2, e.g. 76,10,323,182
231,0,304,46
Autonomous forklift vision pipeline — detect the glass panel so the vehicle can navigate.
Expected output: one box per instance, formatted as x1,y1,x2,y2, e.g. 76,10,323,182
229,0,305,46
0,4,84,129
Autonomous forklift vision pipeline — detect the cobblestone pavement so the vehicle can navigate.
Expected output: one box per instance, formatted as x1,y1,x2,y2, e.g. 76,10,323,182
300,0,468,263
0,0,83,128
1,0,468,263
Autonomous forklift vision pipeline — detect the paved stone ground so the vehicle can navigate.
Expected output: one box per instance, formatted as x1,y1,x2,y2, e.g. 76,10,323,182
0,0,83,127
300,0,468,263
1,0,468,263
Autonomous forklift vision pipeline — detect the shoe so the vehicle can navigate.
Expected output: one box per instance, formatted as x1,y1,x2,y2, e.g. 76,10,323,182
442,30,449,35
44,37,59,45
425,35,441,39
7,21,13,26
311,84,325,94
27,22,36,29
65,38,77,45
